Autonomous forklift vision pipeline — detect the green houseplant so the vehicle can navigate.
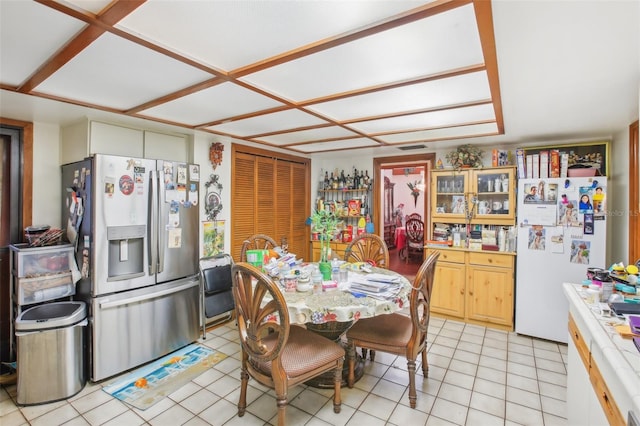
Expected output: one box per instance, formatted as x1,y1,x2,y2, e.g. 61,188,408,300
445,144,484,169
310,206,340,279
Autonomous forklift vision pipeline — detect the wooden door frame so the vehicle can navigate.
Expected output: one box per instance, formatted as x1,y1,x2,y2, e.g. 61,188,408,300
373,153,436,243
630,120,639,263
0,118,33,228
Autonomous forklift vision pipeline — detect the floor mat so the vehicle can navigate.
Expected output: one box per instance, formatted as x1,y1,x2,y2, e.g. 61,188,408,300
102,343,226,410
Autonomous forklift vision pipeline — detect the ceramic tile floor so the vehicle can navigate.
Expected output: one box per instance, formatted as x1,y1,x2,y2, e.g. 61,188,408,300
0,316,568,426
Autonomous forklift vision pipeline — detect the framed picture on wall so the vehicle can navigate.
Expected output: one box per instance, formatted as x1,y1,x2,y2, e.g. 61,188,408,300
522,141,609,177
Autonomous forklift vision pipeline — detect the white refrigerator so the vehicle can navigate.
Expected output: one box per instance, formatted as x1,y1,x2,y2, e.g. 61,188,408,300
515,177,608,343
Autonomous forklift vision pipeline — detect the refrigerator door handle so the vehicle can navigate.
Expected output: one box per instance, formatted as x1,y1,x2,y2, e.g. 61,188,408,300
99,280,197,309
149,169,158,275
157,169,165,274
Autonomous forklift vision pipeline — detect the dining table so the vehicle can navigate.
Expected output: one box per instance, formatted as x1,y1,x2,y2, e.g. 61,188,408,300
273,262,411,388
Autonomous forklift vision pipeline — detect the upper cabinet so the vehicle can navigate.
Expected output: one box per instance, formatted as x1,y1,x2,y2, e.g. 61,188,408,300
61,119,190,164
431,166,516,225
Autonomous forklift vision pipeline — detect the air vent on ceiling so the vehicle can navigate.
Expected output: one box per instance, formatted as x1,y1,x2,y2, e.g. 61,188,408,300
397,145,426,151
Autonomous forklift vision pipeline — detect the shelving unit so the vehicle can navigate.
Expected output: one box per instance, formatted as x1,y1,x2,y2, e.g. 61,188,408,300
311,180,372,262
426,166,517,330
8,243,75,359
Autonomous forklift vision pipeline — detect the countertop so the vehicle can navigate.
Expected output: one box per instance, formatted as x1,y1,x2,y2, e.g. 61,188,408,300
563,282,640,420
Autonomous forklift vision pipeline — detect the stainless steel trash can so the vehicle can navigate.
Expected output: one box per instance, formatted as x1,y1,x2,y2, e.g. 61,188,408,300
15,301,87,405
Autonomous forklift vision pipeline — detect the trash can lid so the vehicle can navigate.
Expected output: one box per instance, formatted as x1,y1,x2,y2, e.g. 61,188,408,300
16,301,86,331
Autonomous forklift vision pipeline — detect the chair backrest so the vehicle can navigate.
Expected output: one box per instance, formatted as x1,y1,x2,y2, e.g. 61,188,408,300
405,218,424,243
344,233,390,269
408,213,422,221
200,254,233,295
407,251,440,357
231,262,289,367
240,234,278,262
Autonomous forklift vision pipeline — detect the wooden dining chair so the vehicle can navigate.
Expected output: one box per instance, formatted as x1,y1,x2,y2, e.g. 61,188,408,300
408,212,422,221
231,262,345,426
343,233,390,269
345,251,440,408
239,233,277,261
404,218,425,264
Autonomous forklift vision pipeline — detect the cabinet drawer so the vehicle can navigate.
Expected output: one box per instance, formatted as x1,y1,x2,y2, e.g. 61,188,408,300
430,249,465,264
568,314,590,370
468,252,512,268
590,358,624,426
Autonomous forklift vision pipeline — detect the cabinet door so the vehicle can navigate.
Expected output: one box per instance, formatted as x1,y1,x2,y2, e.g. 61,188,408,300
90,121,144,157
431,171,469,223
467,265,513,326
471,167,515,224
431,261,465,318
144,131,188,162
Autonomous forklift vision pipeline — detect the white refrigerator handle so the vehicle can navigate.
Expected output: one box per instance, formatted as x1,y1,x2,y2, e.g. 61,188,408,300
148,169,158,275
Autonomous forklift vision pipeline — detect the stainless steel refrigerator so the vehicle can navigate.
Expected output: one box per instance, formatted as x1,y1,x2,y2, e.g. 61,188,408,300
61,154,201,381
515,177,608,343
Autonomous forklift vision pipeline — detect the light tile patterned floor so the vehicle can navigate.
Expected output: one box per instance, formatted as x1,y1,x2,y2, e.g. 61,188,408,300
0,316,568,425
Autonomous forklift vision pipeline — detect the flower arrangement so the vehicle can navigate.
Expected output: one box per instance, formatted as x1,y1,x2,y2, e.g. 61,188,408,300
310,206,341,262
445,144,484,169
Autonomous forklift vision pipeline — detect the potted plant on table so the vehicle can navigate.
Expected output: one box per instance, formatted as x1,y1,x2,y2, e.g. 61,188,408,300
310,206,341,280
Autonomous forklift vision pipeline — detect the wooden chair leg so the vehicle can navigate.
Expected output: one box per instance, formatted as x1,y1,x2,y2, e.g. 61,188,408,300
421,349,429,377
407,359,417,409
276,397,287,426
347,342,356,388
333,362,343,413
369,349,376,362
238,369,248,416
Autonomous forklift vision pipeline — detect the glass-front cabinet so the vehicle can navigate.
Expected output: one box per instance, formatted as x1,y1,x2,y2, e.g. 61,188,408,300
431,166,516,225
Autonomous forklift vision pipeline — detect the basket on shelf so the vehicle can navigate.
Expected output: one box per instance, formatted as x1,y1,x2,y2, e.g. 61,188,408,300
24,226,63,247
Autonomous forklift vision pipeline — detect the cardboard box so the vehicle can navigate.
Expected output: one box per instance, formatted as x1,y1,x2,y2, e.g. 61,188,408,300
246,249,269,268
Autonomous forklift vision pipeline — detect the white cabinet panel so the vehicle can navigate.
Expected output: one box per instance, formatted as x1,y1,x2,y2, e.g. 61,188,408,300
144,131,188,162
90,121,143,157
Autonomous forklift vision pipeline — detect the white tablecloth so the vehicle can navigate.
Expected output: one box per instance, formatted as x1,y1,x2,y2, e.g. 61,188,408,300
279,265,410,325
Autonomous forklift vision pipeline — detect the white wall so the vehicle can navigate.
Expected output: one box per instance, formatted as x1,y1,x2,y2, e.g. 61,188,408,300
33,122,61,227
609,128,630,265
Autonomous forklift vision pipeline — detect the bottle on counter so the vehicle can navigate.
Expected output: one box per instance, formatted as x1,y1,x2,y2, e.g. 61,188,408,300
312,267,323,294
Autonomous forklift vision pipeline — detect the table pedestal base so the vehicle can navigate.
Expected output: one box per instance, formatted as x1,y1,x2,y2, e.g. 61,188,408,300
304,321,364,388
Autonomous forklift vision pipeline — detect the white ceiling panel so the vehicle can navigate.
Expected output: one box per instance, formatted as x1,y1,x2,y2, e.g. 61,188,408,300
293,138,379,153
308,71,491,120
241,4,482,101
117,0,429,70
378,122,500,144
139,82,284,126
0,1,86,86
350,104,496,134
206,109,329,136
255,126,362,146
3,1,633,155
36,32,213,110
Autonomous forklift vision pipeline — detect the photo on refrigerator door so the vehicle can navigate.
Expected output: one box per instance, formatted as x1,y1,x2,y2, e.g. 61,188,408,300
578,186,594,213
558,200,581,227
528,226,545,250
570,240,590,264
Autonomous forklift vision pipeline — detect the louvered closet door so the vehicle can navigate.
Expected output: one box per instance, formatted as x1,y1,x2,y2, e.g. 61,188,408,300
231,146,310,262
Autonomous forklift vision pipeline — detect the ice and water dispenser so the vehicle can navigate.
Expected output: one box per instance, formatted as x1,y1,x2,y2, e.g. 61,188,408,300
107,225,145,279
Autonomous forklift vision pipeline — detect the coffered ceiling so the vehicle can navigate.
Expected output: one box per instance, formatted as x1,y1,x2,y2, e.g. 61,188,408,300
1,1,638,155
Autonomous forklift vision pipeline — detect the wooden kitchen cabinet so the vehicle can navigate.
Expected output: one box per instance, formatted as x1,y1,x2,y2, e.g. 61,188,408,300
427,247,515,330
431,166,516,225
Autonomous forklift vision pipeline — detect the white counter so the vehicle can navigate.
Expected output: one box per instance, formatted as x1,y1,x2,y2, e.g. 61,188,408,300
563,283,640,424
